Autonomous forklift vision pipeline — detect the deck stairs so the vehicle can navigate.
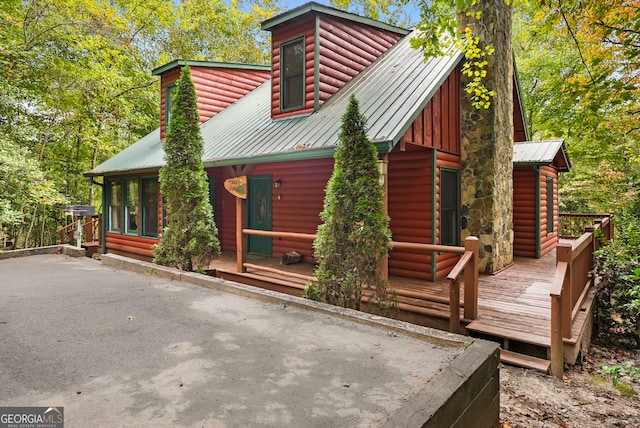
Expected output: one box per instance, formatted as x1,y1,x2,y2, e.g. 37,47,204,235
465,320,552,373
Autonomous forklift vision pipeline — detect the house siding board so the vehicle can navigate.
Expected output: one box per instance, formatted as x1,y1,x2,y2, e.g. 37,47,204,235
539,166,558,257
513,89,527,142
315,16,401,105
160,66,269,139
105,233,158,261
402,67,461,154
513,167,538,257
388,150,433,280
264,159,333,260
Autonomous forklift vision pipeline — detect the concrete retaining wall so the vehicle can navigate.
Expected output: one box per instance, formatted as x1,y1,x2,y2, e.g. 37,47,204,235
0,244,85,260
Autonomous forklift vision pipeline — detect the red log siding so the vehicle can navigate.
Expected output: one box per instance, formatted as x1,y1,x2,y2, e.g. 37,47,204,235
513,89,527,142
208,159,334,262
403,67,461,154
160,66,270,139
388,149,434,280
539,166,558,257
435,151,462,279
270,14,316,119
513,167,538,257
106,233,158,261
316,16,402,105
269,13,402,119
513,166,559,258
206,167,236,251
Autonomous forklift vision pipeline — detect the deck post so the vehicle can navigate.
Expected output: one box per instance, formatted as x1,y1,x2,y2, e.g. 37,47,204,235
463,236,479,320
585,224,598,254
236,197,247,273
449,278,460,334
556,243,573,339
84,215,93,242
550,292,564,379
609,212,614,241
97,214,102,245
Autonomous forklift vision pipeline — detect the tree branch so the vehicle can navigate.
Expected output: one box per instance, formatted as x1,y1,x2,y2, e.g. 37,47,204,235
557,0,596,85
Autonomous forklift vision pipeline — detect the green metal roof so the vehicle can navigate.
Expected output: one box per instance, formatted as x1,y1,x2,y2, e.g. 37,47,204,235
87,30,463,176
152,60,270,76
513,140,571,171
261,1,410,36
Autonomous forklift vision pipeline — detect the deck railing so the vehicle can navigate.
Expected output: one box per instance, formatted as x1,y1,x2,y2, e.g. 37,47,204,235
58,214,102,246
559,212,614,240
239,228,480,334
550,214,613,378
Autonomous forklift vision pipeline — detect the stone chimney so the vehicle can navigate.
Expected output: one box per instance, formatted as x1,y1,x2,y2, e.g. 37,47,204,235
459,0,514,273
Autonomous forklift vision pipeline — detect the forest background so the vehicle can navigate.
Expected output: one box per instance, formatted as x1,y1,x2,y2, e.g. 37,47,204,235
0,0,638,249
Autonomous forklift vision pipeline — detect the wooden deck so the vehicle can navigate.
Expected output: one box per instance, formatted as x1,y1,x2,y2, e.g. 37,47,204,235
206,246,595,370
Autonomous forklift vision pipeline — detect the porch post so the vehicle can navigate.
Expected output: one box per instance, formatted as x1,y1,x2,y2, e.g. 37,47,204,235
463,236,480,320
236,197,247,273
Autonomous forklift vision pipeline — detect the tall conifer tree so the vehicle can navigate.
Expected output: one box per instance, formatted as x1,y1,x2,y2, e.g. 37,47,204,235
154,65,220,271
309,95,391,310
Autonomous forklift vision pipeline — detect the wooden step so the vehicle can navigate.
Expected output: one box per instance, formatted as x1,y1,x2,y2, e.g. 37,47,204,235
500,349,551,373
466,320,550,348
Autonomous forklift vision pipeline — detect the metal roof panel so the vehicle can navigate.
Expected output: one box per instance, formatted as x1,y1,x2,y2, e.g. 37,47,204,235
88,29,463,175
513,140,571,171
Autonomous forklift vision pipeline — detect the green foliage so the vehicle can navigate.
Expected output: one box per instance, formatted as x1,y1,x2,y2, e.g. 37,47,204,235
330,0,413,26
410,0,499,109
0,136,66,248
594,214,640,348
0,0,278,249
309,95,392,311
512,1,639,214
600,364,640,388
154,65,220,272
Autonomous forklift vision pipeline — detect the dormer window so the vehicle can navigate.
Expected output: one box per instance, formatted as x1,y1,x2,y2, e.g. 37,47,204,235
165,83,176,129
280,37,305,111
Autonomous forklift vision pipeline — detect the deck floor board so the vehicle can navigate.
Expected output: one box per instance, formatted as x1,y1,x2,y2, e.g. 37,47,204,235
208,245,590,359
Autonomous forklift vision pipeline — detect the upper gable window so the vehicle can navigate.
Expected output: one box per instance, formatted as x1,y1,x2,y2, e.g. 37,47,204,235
280,37,305,111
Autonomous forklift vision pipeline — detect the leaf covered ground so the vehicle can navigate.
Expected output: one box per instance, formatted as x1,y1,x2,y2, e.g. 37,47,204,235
500,345,640,427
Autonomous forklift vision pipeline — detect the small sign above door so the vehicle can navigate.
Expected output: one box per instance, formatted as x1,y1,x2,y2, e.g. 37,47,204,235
224,175,247,199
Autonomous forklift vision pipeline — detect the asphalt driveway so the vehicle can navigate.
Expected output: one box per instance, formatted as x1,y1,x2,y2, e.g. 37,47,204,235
0,253,491,427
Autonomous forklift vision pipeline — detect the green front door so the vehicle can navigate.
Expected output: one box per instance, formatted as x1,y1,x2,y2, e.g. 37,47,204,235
248,175,272,256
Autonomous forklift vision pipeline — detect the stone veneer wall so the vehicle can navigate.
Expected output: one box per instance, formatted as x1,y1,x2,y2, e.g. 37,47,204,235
459,0,514,273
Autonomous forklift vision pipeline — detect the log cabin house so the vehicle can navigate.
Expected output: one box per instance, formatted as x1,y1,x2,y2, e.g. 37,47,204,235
89,2,570,272
87,2,608,375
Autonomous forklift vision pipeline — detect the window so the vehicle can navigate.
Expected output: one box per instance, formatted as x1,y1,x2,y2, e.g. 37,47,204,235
108,181,122,232
280,38,305,111
125,180,139,234
106,177,159,238
440,169,460,246
141,178,159,238
546,176,554,234
165,83,176,129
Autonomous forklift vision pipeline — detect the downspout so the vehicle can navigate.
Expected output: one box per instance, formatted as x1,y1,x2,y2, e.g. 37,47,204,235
535,166,541,258
101,177,107,255
431,149,438,281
